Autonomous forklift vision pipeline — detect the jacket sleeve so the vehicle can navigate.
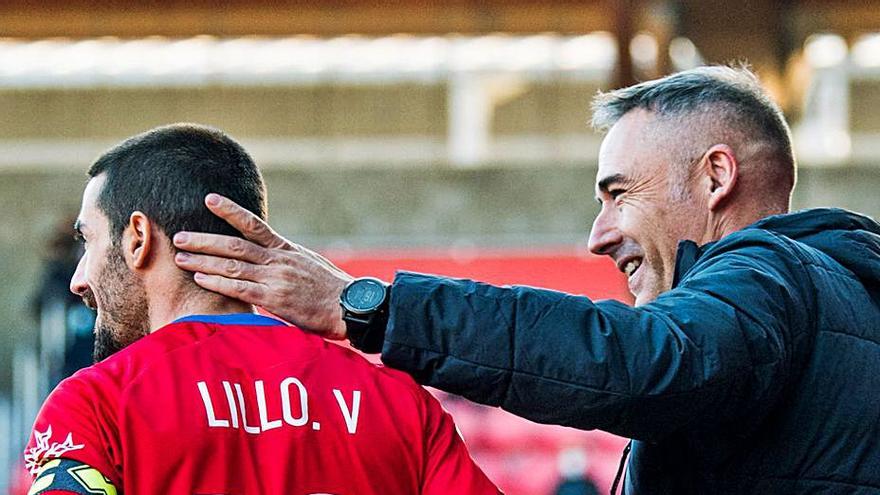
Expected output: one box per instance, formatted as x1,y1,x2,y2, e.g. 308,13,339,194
381,237,815,441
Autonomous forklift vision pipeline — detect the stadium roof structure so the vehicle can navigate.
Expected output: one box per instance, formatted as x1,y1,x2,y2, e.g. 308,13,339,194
0,34,617,89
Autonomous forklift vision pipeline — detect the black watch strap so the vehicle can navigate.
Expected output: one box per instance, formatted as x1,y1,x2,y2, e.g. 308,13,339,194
345,311,388,354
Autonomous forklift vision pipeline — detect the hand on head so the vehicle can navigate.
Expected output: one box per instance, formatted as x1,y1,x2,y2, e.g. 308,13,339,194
173,193,354,340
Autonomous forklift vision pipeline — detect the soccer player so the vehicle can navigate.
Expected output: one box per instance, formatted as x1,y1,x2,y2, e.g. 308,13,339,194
24,124,499,495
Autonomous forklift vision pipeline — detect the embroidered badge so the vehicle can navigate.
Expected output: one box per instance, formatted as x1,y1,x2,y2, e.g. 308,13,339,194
24,426,86,475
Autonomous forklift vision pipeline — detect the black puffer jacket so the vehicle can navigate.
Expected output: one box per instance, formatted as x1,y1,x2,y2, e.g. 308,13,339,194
380,208,880,493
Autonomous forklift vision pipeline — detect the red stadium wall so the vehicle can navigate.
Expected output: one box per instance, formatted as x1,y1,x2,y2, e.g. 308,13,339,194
328,246,632,302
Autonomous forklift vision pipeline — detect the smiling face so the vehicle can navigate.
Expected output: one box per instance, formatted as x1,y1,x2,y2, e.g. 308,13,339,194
588,109,710,306
70,175,150,362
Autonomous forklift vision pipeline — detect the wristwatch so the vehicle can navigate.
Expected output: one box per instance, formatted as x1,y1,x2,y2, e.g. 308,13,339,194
339,277,390,353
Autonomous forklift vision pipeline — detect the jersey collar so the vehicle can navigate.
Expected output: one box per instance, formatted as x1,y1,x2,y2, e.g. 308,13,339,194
172,313,287,326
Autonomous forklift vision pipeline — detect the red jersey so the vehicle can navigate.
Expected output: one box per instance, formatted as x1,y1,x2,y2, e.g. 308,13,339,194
25,313,499,494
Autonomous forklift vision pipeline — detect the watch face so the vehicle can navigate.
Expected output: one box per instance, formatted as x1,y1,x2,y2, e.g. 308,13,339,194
344,278,387,313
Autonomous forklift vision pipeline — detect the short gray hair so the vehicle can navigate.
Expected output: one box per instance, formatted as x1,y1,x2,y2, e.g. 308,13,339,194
592,65,795,193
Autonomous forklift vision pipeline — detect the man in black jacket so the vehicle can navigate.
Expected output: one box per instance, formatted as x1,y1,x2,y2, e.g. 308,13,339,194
172,66,880,493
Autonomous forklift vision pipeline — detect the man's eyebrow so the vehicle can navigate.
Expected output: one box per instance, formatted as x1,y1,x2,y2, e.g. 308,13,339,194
597,173,627,193
73,219,85,237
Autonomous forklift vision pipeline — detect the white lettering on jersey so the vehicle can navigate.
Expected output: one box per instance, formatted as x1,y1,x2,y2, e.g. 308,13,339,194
280,377,309,427
333,390,362,435
222,381,239,429
255,380,282,431
197,381,230,428
234,383,261,434
197,378,360,435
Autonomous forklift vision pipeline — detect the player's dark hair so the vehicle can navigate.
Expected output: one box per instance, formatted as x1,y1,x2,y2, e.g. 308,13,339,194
88,123,266,245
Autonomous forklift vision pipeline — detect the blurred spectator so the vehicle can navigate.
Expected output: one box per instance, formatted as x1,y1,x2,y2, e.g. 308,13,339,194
553,447,599,495
30,215,95,385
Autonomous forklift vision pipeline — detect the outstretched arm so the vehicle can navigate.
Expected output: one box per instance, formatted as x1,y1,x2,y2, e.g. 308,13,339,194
380,237,812,439
175,195,811,439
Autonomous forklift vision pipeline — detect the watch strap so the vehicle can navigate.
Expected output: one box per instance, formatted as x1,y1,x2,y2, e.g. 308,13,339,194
346,310,388,354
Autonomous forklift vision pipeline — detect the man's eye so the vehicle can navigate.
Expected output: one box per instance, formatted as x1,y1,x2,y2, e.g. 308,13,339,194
609,189,625,200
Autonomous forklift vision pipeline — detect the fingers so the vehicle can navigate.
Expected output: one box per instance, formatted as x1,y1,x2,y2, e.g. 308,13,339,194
175,252,267,281
191,273,268,306
173,232,271,265
205,194,287,249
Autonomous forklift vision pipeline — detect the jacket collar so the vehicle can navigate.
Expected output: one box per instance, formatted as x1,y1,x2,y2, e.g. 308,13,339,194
672,240,703,289
671,207,880,289
752,207,880,237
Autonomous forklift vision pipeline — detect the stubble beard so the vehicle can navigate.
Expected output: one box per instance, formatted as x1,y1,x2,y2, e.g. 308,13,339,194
92,247,150,362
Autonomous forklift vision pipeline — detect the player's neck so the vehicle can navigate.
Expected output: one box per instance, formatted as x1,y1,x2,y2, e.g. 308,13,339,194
147,285,255,332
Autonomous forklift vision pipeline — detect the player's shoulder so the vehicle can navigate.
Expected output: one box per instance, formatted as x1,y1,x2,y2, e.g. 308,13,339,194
303,330,430,397
56,363,113,395
83,340,153,386
86,318,214,381
40,363,120,415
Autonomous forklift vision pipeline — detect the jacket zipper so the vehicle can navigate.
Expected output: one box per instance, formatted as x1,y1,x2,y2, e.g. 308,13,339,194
610,440,633,495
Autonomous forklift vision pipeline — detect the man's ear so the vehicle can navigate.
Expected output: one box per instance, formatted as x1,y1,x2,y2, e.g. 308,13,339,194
704,144,739,211
125,211,153,269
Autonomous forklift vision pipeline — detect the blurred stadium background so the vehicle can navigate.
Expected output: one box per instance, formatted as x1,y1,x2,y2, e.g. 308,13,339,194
2,0,880,493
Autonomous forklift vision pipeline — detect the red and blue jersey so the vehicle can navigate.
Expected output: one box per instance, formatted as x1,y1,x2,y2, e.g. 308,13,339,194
25,313,499,494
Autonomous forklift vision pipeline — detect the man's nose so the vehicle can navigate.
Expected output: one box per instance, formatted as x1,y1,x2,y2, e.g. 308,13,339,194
70,255,88,296
588,205,623,255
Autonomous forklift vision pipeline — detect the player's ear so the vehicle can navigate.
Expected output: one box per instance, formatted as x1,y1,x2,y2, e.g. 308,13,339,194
126,211,153,269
